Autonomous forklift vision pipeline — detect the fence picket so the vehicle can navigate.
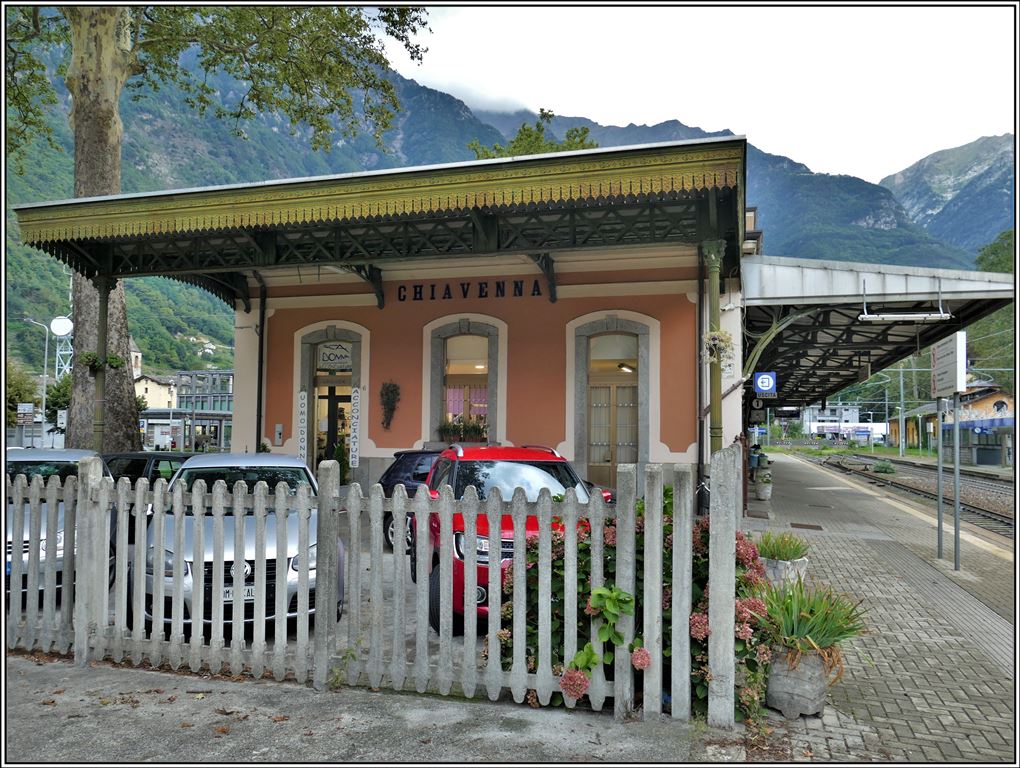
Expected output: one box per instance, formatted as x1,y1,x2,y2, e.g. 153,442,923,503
437,485,455,695
72,458,104,666
707,445,740,729
168,480,187,670
188,481,207,673
149,479,168,667
536,489,554,705
412,485,431,694
294,482,311,684
93,475,114,661
273,482,290,681
642,464,664,718
250,483,268,679
112,477,132,662
460,485,479,699
671,464,694,720
614,464,636,720
345,483,365,686
7,474,27,650
367,484,385,688
483,489,504,701
209,481,227,675
25,474,43,651
388,485,409,691
561,489,579,709
586,490,607,711
312,461,340,692
42,475,61,652
229,480,247,677
57,475,77,655
509,487,528,704
131,478,149,666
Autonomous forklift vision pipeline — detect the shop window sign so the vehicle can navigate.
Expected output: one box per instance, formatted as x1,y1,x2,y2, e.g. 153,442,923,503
318,342,352,371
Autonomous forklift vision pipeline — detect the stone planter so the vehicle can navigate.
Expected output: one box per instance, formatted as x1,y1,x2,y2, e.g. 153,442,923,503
760,556,809,587
754,482,773,500
766,647,830,719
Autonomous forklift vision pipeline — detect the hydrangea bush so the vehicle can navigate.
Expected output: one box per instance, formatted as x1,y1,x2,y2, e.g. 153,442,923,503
489,486,772,723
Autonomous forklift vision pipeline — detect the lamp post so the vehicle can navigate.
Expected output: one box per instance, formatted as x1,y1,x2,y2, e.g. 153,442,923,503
23,318,50,447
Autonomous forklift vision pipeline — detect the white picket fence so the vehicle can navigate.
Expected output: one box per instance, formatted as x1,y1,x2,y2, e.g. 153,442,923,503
5,445,743,725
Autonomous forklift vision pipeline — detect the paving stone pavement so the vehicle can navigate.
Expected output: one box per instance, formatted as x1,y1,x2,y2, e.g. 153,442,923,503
743,453,1016,763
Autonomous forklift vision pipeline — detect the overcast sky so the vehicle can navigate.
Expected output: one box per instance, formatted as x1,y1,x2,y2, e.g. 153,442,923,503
384,4,1016,184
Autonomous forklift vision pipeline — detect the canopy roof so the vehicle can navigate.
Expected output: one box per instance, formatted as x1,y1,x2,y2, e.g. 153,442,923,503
14,138,747,310
741,255,1015,408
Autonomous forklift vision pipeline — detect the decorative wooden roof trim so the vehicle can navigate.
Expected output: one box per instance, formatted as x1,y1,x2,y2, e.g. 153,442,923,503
16,141,744,244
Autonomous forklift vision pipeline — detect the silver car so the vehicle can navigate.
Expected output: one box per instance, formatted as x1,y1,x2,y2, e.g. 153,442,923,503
5,448,114,607
138,453,345,630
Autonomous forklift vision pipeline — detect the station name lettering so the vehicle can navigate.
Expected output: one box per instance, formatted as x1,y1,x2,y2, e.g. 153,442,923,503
396,279,543,303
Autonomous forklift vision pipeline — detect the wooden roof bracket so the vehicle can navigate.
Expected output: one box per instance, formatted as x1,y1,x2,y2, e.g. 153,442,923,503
350,264,385,309
529,252,557,303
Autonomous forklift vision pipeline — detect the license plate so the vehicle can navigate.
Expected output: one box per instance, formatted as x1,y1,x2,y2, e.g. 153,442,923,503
223,585,256,601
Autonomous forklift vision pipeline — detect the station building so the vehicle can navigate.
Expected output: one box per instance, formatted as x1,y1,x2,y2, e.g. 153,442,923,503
14,137,1014,489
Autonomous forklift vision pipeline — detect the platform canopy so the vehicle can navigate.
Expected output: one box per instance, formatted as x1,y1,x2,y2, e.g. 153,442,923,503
741,255,1015,407
14,138,748,310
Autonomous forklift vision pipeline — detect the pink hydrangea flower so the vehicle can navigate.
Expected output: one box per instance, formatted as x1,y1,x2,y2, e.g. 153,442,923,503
604,526,617,546
735,622,754,641
559,668,590,700
631,647,652,671
736,597,767,624
756,644,773,664
689,612,711,641
584,597,599,617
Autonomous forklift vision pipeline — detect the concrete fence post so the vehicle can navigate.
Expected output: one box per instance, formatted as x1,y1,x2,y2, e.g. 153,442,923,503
313,460,341,691
73,457,106,667
707,444,740,729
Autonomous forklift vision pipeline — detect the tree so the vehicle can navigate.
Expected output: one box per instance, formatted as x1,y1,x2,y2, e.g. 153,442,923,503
44,373,73,434
6,359,39,428
468,108,597,159
969,229,1014,393
6,6,428,452
136,394,149,414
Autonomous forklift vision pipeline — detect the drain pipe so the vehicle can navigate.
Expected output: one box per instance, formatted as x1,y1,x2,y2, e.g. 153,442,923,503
253,271,267,451
696,248,706,513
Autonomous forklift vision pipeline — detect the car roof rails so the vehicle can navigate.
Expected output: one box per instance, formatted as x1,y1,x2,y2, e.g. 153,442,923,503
521,444,561,458
448,443,465,457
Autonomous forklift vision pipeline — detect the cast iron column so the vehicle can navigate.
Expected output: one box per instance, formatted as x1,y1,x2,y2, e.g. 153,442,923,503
703,239,726,455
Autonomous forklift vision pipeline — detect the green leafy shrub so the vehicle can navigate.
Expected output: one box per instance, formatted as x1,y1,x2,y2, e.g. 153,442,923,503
493,485,774,724
756,531,809,561
872,460,895,474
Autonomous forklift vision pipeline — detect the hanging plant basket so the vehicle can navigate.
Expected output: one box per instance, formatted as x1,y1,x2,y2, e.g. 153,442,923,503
702,329,734,365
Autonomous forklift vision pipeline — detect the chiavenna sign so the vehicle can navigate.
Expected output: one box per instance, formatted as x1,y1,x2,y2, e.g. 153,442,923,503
396,278,544,303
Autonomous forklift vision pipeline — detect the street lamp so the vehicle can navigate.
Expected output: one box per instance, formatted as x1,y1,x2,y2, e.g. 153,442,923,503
23,318,50,447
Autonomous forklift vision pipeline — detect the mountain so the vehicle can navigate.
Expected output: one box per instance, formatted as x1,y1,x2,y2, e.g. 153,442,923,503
878,134,1014,253
6,64,1003,376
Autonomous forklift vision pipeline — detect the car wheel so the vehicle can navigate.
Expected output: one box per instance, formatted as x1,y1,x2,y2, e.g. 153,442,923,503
427,568,463,636
384,513,396,551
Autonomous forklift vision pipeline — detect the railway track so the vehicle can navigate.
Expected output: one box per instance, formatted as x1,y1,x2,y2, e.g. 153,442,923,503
818,455,1015,539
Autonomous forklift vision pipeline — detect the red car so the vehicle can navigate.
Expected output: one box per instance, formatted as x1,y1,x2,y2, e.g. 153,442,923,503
411,444,612,633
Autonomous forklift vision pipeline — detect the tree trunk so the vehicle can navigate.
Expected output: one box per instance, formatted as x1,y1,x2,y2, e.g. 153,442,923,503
62,7,141,452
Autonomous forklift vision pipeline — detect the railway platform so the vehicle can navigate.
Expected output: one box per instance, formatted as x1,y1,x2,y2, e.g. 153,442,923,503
743,452,1015,763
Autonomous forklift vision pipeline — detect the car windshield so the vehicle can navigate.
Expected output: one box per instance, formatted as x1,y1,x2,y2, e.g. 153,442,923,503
453,460,589,502
7,460,80,483
174,466,313,495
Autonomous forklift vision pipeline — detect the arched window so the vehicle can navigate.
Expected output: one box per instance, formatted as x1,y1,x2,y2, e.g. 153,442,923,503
444,334,489,429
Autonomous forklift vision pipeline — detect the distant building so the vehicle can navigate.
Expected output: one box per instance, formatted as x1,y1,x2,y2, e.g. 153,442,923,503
129,336,142,379
135,373,177,409
139,369,233,451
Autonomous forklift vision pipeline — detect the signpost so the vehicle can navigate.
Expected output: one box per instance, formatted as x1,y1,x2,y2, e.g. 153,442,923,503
753,371,777,398
930,331,966,570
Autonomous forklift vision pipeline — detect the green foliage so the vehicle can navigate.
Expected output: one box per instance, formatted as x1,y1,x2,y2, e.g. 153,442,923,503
135,394,149,413
871,460,895,474
755,578,867,655
437,419,460,443
256,440,271,453
976,229,1014,273
969,230,1014,393
469,108,597,159
379,381,400,430
44,374,72,431
6,359,39,427
6,7,428,164
757,531,808,561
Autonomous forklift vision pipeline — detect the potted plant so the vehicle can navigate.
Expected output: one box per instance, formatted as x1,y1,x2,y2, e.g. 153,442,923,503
756,579,867,719
461,417,487,444
437,419,461,444
754,469,773,500
756,531,809,587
